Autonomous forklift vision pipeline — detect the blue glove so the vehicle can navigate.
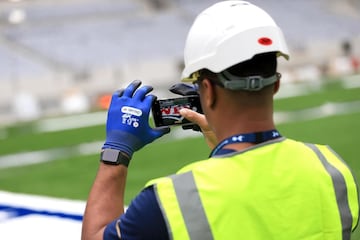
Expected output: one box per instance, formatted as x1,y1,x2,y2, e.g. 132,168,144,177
102,80,170,159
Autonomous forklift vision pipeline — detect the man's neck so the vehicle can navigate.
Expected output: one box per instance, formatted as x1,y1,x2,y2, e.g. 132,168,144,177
215,118,276,143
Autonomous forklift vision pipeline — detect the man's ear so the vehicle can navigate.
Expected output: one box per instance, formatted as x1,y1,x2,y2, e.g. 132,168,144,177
274,79,280,94
202,78,217,109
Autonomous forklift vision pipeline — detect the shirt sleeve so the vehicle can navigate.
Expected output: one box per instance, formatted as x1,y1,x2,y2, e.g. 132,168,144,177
103,185,169,240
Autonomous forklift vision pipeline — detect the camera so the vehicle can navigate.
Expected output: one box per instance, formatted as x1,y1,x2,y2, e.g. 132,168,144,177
152,95,202,127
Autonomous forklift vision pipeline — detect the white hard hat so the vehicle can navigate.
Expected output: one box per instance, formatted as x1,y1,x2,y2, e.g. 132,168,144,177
181,1,289,82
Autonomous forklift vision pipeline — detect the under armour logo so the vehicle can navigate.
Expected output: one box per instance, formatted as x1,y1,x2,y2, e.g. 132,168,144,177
272,131,280,137
232,135,244,142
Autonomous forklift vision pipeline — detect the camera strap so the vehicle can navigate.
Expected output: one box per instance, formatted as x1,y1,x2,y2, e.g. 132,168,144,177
210,129,281,157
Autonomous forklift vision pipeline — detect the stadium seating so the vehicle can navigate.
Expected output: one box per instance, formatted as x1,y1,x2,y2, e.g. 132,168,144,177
0,0,359,124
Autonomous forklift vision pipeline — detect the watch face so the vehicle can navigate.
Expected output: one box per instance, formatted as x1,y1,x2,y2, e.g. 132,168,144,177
101,149,119,163
100,149,130,166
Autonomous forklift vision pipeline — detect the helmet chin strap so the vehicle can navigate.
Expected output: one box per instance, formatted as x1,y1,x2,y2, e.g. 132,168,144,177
216,70,279,91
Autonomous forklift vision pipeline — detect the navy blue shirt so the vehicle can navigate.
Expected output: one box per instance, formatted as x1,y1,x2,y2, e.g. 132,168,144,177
104,186,168,239
104,149,235,239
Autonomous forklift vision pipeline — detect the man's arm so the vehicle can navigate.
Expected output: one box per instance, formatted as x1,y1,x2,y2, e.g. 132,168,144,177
82,163,127,240
81,80,169,240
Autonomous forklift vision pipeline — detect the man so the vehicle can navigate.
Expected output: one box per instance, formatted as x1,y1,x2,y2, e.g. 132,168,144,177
82,1,359,239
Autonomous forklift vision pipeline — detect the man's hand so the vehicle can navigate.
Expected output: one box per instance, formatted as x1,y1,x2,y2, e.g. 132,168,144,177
170,83,217,148
179,108,217,149
169,83,202,131
103,80,170,160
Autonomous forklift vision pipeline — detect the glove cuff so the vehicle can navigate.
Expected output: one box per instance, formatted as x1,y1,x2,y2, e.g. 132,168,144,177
103,130,143,159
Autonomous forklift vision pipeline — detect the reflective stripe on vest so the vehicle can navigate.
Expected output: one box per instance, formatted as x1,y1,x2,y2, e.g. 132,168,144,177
149,139,359,240
154,172,213,240
305,144,353,240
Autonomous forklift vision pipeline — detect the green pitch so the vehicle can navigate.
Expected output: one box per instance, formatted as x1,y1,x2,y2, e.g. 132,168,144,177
0,78,360,237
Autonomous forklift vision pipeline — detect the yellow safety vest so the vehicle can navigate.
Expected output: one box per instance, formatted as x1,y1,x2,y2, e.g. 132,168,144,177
146,138,359,240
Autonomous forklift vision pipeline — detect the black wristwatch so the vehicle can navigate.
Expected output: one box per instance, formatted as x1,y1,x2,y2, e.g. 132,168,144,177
100,149,130,167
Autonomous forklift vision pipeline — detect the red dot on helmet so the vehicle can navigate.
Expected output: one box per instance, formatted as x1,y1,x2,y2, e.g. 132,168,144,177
258,37,273,46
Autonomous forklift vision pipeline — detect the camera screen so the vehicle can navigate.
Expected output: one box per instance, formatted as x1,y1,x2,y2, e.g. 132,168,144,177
152,96,201,127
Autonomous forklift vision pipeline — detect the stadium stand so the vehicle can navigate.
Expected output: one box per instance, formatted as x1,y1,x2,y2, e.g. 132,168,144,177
0,0,359,124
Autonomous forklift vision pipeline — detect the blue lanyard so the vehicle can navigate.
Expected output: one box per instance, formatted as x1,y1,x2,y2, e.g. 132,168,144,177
210,129,281,157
